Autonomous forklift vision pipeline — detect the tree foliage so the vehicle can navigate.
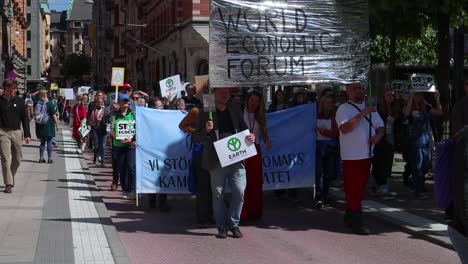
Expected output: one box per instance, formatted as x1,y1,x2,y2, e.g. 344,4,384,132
369,0,467,65
63,52,91,82
371,25,438,65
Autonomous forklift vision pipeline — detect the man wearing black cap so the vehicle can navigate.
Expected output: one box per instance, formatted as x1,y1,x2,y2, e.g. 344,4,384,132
0,79,31,193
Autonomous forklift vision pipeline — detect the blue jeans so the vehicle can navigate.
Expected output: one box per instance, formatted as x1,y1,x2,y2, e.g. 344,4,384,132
112,146,136,193
93,130,108,161
316,152,335,202
209,162,246,229
408,143,432,194
39,137,53,160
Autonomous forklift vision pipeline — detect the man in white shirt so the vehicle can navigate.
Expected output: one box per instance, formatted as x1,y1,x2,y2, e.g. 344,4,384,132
335,83,385,235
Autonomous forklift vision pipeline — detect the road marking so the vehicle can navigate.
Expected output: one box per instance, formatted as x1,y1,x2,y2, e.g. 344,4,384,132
63,130,115,264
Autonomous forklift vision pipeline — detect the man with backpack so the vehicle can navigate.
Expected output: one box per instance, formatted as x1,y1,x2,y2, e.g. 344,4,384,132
0,79,31,194
335,83,385,235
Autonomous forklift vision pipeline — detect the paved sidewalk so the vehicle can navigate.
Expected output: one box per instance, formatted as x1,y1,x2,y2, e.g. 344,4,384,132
328,153,452,249
0,124,129,264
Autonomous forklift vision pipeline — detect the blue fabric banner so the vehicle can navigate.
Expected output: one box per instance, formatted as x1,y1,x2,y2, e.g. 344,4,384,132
136,104,316,193
136,107,192,194
261,104,316,190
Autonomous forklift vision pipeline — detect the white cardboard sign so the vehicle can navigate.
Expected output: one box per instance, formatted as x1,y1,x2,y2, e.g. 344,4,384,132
115,120,136,140
63,88,75,100
159,75,182,98
78,119,90,138
391,80,410,100
410,74,436,92
77,86,91,95
213,129,257,168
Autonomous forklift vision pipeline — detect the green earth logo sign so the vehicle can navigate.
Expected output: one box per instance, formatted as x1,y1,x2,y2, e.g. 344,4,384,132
227,137,241,152
166,79,174,88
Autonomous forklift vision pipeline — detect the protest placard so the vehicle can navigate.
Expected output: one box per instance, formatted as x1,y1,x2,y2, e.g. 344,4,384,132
159,75,183,98
77,86,91,95
209,0,370,87
62,88,74,100
78,119,90,138
107,93,117,105
391,80,410,100
203,94,215,112
213,130,257,167
115,120,136,140
410,74,436,92
111,67,125,103
111,67,125,87
50,83,58,91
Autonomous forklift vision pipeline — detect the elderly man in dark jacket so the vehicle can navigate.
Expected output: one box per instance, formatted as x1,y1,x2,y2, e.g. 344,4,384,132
193,88,255,239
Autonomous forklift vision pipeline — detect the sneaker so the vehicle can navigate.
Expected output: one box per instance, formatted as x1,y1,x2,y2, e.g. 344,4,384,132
216,227,228,239
122,192,128,199
315,200,324,209
98,156,102,162
127,192,136,200
228,226,243,238
39,159,46,163
47,159,54,164
379,184,389,194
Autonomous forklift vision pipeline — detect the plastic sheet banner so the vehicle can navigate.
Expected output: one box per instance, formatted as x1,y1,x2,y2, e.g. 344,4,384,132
209,0,370,87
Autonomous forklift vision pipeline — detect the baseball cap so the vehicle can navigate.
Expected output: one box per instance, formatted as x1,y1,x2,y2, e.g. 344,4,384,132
118,94,130,102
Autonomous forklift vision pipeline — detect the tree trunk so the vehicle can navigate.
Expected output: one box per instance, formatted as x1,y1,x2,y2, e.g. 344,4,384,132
388,14,397,80
436,6,450,117
453,27,465,104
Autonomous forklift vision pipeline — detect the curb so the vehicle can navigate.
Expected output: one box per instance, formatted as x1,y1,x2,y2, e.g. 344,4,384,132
327,187,454,251
77,147,131,264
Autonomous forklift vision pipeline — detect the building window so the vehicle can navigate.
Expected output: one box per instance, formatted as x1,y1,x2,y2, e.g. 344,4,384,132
50,56,53,63
74,32,80,39
27,48,31,58
27,13,31,24
75,43,80,52
27,31,31,41
74,22,81,28
27,0,31,6
27,65,31,75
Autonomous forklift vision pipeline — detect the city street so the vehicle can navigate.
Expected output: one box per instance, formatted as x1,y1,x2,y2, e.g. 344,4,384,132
0,125,461,264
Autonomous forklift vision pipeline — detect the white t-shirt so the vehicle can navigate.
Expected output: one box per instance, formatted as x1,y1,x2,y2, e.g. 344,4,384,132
317,119,332,140
335,102,384,160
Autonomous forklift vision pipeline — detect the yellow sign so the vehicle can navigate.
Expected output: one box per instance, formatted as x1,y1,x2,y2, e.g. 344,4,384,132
50,83,58,90
111,67,125,87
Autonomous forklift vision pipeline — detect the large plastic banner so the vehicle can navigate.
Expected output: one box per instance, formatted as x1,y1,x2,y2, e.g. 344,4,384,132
136,104,316,193
209,0,370,87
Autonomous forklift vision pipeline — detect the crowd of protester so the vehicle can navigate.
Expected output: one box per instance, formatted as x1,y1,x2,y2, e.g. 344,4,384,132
2,77,467,240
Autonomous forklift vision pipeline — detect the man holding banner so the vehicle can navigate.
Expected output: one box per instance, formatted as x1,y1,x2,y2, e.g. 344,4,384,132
336,83,384,235
193,88,255,239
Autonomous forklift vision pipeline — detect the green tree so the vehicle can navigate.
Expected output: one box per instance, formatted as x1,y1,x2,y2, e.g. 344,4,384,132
63,52,91,84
